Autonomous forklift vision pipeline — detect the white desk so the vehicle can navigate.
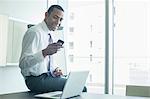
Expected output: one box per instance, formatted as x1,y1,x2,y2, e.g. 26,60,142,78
80,93,150,99
0,92,150,99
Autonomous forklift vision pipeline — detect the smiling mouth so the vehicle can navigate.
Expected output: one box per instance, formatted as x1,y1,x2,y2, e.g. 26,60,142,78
48,25,59,31
51,26,58,31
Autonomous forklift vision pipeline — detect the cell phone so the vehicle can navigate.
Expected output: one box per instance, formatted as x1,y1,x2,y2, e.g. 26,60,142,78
57,39,64,46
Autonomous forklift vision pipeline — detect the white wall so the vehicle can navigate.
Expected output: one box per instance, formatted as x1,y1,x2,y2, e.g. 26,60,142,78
0,0,47,24
0,0,47,94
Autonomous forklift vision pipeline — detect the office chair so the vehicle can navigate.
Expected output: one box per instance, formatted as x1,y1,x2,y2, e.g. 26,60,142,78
126,85,150,97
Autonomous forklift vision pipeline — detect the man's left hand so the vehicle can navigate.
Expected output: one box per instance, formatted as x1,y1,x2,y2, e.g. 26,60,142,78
53,67,63,77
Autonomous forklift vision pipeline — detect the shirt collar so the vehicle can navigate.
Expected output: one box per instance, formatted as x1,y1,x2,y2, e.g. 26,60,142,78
41,20,51,35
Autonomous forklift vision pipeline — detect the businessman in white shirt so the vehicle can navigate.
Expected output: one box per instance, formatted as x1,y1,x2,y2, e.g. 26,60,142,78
19,5,66,93
19,4,87,94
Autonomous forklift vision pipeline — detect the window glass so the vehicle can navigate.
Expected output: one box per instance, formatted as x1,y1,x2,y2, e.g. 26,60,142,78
66,0,105,93
113,0,150,95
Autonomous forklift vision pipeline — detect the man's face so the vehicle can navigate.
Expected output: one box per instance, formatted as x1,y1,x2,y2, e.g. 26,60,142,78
45,8,64,31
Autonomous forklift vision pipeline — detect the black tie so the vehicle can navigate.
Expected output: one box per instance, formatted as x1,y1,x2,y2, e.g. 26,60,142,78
47,33,52,71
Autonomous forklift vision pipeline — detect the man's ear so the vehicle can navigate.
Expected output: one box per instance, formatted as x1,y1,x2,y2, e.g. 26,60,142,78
45,12,49,18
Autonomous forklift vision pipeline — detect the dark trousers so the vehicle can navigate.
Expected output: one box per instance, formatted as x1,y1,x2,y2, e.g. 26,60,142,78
25,73,87,93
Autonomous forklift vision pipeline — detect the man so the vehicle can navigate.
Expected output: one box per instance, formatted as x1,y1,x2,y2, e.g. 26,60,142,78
19,5,87,93
19,5,66,93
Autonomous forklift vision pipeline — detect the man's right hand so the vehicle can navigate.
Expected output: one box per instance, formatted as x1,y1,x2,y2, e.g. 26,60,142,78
42,43,63,57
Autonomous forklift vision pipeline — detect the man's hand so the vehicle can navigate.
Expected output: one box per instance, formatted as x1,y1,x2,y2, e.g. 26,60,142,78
53,67,63,77
42,43,63,57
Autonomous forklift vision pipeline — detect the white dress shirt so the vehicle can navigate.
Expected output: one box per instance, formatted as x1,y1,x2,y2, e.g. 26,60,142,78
19,21,56,79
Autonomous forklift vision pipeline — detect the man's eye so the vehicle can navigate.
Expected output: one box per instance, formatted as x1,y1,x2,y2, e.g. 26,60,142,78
60,18,63,21
54,17,58,19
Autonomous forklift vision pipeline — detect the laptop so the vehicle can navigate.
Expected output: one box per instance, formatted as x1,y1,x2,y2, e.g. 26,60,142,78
34,71,89,99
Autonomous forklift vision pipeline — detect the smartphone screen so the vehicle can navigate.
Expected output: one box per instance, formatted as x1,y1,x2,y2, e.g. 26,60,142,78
57,39,64,46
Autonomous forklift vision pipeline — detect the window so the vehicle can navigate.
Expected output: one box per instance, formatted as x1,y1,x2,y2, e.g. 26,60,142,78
66,0,105,94
113,0,150,95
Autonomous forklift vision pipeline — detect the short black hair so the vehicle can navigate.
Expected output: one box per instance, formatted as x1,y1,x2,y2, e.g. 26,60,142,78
47,5,64,15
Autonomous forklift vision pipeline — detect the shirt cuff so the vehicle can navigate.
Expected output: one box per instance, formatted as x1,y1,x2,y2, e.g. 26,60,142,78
50,67,58,77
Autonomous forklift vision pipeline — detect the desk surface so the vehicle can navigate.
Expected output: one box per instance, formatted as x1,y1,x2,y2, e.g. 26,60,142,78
0,92,149,99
